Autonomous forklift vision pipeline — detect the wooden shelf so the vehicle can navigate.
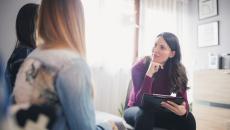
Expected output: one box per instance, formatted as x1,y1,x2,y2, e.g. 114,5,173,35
194,69,230,104
193,69,230,130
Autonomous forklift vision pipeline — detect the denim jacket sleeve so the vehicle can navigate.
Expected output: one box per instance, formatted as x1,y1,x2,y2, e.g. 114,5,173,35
55,59,96,130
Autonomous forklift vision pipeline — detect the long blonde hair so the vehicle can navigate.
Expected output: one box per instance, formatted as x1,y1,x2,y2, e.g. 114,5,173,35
37,0,86,57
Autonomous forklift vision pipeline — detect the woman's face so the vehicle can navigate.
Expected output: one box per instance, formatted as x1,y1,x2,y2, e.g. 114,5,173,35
152,36,175,64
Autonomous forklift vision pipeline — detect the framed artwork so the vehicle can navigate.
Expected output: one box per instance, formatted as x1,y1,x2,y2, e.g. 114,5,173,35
198,21,219,47
199,0,218,19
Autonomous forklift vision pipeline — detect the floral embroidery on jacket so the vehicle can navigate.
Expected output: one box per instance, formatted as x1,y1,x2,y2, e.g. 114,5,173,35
14,58,59,106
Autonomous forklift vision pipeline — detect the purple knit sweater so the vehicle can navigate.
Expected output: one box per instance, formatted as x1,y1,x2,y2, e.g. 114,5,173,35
128,57,189,112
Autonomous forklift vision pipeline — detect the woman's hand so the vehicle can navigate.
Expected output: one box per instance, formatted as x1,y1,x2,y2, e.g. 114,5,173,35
161,101,187,116
146,61,163,77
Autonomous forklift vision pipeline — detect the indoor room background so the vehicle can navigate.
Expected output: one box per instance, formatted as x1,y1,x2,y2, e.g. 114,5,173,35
0,0,230,130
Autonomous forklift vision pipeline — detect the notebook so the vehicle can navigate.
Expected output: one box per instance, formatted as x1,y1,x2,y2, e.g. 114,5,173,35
141,94,184,111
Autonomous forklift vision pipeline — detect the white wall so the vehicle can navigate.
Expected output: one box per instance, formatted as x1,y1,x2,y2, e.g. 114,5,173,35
189,0,230,70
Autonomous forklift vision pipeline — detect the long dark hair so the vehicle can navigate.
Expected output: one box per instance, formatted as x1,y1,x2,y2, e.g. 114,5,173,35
15,3,39,48
157,32,188,93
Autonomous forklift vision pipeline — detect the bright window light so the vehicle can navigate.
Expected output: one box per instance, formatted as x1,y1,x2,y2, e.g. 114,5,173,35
83,0,135,73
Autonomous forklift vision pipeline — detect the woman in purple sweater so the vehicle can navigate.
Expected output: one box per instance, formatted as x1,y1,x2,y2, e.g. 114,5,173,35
124,32,196,130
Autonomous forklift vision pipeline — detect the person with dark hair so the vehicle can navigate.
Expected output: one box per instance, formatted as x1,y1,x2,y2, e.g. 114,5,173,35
124,32,196,130
5,3,39,94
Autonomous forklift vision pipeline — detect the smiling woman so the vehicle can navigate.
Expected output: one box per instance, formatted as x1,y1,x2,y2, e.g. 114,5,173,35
124,32,196,130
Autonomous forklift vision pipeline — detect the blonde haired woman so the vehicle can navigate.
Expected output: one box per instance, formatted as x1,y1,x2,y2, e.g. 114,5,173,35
13,0,98,129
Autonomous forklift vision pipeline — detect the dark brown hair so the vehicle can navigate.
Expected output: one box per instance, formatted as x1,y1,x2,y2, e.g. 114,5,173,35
157,32,188,93
16,3,39,48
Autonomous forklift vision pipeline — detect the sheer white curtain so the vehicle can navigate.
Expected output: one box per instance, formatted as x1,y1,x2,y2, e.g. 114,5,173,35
83,0,135,73
138,0,188,57
138,0,193,102
83,0,135,114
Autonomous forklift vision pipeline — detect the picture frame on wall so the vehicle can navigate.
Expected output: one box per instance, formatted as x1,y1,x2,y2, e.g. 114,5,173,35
198,21,219,47
199,0,218,19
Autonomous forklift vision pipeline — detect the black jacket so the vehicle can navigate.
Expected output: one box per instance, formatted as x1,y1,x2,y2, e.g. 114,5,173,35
5,45,34,94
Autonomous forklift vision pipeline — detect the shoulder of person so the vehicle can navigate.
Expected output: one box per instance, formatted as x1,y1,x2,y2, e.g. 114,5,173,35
176,63,187,73
13,58,58,104
134,56,151,65
11,46,33,60
134,56,151,64
56,57,91,79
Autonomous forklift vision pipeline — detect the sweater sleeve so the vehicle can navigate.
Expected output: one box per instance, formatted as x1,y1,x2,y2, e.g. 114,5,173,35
128,57,154,106
55,59,96,130
177,88,189,114
135,76,153,105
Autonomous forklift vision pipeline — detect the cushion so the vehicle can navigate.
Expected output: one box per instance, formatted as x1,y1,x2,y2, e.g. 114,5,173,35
96,111,132,130
95,111,168,130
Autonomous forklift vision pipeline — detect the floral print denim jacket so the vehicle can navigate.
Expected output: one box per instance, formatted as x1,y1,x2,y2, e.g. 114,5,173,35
13,49,97,130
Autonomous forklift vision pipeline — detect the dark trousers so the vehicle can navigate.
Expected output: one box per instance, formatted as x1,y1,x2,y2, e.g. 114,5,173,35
124,106,196,130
